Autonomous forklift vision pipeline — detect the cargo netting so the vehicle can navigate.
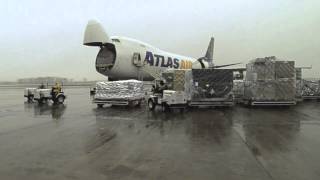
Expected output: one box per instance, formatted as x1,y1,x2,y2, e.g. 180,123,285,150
191,69,233,99
244,57,296,101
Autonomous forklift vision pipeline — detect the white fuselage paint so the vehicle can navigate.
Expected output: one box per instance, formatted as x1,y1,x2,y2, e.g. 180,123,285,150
104,36,205,80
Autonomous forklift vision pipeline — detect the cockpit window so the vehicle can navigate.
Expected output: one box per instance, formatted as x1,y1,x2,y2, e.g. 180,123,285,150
111,39,120,43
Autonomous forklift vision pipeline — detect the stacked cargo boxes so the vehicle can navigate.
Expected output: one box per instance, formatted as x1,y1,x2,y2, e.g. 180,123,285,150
190,69,234,106
244,56,296,105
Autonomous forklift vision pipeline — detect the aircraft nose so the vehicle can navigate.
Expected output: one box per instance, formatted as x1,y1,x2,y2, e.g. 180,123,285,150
96,45,116,74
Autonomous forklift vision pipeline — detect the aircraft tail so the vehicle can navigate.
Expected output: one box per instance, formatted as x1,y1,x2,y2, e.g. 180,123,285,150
204,37,214,66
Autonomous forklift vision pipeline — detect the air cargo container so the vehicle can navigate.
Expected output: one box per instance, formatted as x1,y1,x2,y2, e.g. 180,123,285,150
243,56,296,106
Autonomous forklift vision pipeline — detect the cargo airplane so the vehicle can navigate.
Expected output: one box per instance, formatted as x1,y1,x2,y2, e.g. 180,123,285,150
83,20,239,80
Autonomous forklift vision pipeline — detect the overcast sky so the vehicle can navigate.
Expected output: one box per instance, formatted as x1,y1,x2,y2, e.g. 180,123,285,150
0,0,319,81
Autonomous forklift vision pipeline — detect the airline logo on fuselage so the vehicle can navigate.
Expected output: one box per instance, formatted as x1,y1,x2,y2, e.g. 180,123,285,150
144,51,192,69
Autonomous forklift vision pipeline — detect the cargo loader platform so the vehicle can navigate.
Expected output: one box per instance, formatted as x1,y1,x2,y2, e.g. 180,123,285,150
302,96,320,100
93,98,143,107
244,100,296,106
189,99,234,107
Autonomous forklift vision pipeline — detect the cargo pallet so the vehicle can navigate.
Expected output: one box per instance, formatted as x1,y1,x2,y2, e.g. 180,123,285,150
189,101,234,107
93,98,143,108
189,97,234,107
244,100,296,106
302,96,320,100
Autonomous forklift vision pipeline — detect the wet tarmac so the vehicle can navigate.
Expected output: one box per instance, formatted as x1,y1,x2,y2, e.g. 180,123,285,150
1,87,320,180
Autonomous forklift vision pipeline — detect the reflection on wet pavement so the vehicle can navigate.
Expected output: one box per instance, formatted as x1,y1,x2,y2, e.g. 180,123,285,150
0,87,320,180
24,102,67,120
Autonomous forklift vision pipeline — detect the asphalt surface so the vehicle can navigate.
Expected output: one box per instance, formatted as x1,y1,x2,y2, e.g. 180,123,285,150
1,87,320,180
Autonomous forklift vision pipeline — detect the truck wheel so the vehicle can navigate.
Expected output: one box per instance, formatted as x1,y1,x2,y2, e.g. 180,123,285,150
136,100,142,107
128,101,137,108
161,103,170,112
97,104,104,108
38,98,47,104
56,95,65,104
27,95,34,102
148,99,155,111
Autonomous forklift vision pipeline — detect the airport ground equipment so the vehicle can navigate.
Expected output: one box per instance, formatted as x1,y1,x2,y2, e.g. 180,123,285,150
189,69,234,107
147,78,189,111
90,87,96,95
93,80,144,107
147,69,234,111
24,88,37,102
244,56,296,106
33,88,66,104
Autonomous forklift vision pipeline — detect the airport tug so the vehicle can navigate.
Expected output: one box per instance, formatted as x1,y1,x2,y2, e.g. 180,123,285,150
25,83,66,104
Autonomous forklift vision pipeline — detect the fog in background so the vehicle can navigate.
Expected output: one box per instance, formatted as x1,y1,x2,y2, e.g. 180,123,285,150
0,0,319,81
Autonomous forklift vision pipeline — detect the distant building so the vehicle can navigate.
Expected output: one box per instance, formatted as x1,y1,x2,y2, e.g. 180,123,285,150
17,77,70,84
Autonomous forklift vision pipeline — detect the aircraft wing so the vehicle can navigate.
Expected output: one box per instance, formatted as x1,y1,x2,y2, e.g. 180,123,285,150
213,63,242,68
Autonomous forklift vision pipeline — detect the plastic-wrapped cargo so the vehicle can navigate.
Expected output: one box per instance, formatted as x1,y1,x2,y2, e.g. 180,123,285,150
246,56,276,81
244,80,276,100
301,79,320,97
94,80,144,100
244,79,296,101
275,79,296,100
191,69,233,100
246,56,295,81
244,57,296,103
275,61,295,79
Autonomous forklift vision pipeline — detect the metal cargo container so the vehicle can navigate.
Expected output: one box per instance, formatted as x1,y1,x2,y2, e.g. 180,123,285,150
189,69,234,106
